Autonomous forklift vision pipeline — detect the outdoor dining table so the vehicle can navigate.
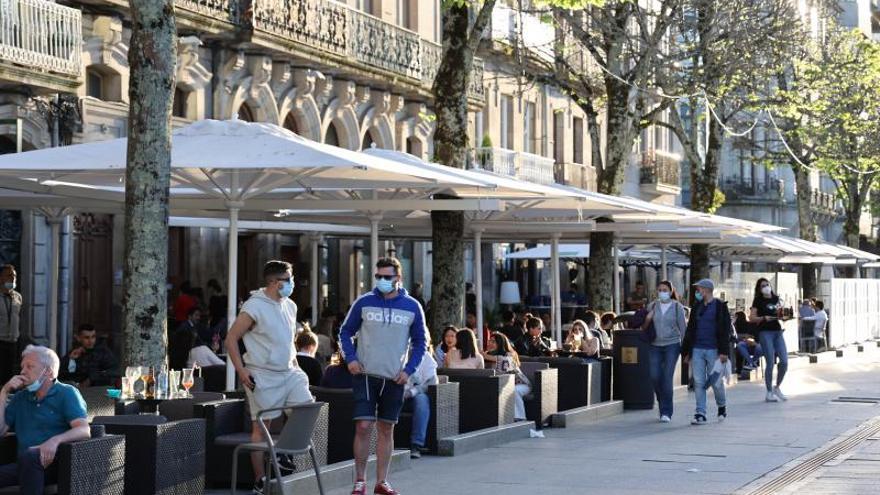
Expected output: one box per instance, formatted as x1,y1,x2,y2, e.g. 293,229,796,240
115,395,196,415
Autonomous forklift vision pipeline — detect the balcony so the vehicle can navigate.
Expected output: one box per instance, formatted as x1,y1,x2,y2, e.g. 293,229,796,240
639,149,682,196
0,0,82,93
810,189,842,218
555,162,597,192
719,176,785,204
242,0,484,103
174,0,240,33
471,147,555,185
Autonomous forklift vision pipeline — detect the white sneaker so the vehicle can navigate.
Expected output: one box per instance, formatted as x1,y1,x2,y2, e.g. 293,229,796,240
659,415,671,423
765,391,779,402
773,387,788,401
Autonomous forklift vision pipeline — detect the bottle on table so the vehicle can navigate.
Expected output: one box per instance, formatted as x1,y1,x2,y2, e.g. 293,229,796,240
144,366,156,399
156,367,169,399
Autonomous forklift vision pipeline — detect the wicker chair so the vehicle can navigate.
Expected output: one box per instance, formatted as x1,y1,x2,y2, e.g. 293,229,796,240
392,378,460,453
436,368,515,433
518,362,558,428
0,425,126,495
91,415,206,495
79,386,118,421
193,398,328,488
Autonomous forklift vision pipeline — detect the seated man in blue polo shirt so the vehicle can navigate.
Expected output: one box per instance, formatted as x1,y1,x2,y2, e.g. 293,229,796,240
0,345,90,495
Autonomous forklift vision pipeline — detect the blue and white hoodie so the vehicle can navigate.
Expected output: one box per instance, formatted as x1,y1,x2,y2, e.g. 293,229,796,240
339,287,428,380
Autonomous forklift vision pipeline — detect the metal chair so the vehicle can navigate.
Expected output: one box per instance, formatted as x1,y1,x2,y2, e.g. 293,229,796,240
231,402,326,495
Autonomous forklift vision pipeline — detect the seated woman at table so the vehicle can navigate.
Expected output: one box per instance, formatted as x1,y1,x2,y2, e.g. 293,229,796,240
564,319,601,358
187,332,224,368
482,332,531,421
434,325,458,366
598,312,616,347
445,329,484,369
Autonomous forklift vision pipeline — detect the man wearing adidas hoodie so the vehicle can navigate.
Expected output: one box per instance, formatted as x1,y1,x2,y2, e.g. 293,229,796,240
340,257,428,495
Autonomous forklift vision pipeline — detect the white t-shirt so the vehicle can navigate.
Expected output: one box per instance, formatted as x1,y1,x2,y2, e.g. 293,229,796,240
240,289,298,372
188,345,224,367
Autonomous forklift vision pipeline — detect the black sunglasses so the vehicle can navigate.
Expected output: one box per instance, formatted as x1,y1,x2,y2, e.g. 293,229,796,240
374,274,397,281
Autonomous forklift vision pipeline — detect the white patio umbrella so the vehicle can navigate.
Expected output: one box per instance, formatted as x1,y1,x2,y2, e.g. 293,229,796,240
0,119,498,389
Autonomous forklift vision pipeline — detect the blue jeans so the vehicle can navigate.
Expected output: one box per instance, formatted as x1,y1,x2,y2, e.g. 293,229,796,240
759,331,788,391
737,342,763,367
0,449,57,495
691,348,726,416
649,342,680,418
406,392,431,447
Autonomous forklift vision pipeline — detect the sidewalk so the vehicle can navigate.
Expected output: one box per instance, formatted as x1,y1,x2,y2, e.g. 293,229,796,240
327,348,880,495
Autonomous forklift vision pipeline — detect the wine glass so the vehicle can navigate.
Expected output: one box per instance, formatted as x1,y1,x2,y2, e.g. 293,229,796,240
124,366,139,398
181,368,194,398
140,367,152,399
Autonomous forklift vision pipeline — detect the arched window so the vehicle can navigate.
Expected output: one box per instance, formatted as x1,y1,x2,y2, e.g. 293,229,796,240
172,87,189,119
85,65,123,101
325,122,340,147
86,69,103,99
361,129,377,150
237,103,255,122
405,136,423,157
283,113,299,135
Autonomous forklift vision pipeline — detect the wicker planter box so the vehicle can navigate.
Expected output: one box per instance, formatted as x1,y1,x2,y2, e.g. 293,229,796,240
437,368,515,433
92,416,206,495
519,363,558,428
393,380,459,453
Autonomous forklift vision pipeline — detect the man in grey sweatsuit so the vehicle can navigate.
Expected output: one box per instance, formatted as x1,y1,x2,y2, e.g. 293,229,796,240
339,257,428,495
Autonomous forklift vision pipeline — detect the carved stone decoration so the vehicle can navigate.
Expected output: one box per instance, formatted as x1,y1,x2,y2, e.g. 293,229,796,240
396,102,435,159
275,67,323,140
0,95,52,150
320,80,360,150
175,37,211,120
214,50,279,123
81,15,130,102
359,90,394,150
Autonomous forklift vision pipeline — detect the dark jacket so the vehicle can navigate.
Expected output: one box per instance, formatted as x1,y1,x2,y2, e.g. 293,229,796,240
59,345,120,386
682,298,733,357
515,334,553,357
296,354,324,386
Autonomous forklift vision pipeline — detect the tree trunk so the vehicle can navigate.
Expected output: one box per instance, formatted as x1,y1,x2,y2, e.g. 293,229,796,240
122,0,176,369
587,81,635,311
688,116,723,300
428,1,495,334
793,164,818,297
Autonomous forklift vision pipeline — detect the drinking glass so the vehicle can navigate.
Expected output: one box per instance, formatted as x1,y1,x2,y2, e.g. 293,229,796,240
181,368,194,398
140,367,152,399
169,370,180,399
124,367,139,398
121,377,132,399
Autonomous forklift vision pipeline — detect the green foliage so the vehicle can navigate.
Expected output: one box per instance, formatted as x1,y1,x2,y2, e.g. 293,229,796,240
707,189,725,214
481,132,493,148
775,28,880,200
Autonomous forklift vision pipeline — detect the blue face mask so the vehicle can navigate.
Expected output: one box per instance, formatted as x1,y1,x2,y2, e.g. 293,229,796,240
26,368,46,392
658,291,671,302
694,291,704,302
278,280,294,299
376,279,395,294
2,282,13,290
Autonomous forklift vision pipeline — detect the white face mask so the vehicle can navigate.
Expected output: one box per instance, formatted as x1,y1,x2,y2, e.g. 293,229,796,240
761,286,772,296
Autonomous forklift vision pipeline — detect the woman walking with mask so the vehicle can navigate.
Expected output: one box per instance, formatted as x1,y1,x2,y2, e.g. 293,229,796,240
643,281,687,422
749,278,788,402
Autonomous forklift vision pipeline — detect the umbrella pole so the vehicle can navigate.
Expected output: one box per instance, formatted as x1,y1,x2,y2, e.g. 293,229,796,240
473,229,483,348
310,234,322,326
551,234,562,347
226,205,240,391
613,240,621,314
370,215,381,274
661,244,668,281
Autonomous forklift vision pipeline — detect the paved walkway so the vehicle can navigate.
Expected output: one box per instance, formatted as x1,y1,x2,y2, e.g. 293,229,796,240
327,347,880,495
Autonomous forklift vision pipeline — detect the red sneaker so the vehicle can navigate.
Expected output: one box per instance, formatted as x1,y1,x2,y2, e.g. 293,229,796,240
374,481,400,495
351,480,367,495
